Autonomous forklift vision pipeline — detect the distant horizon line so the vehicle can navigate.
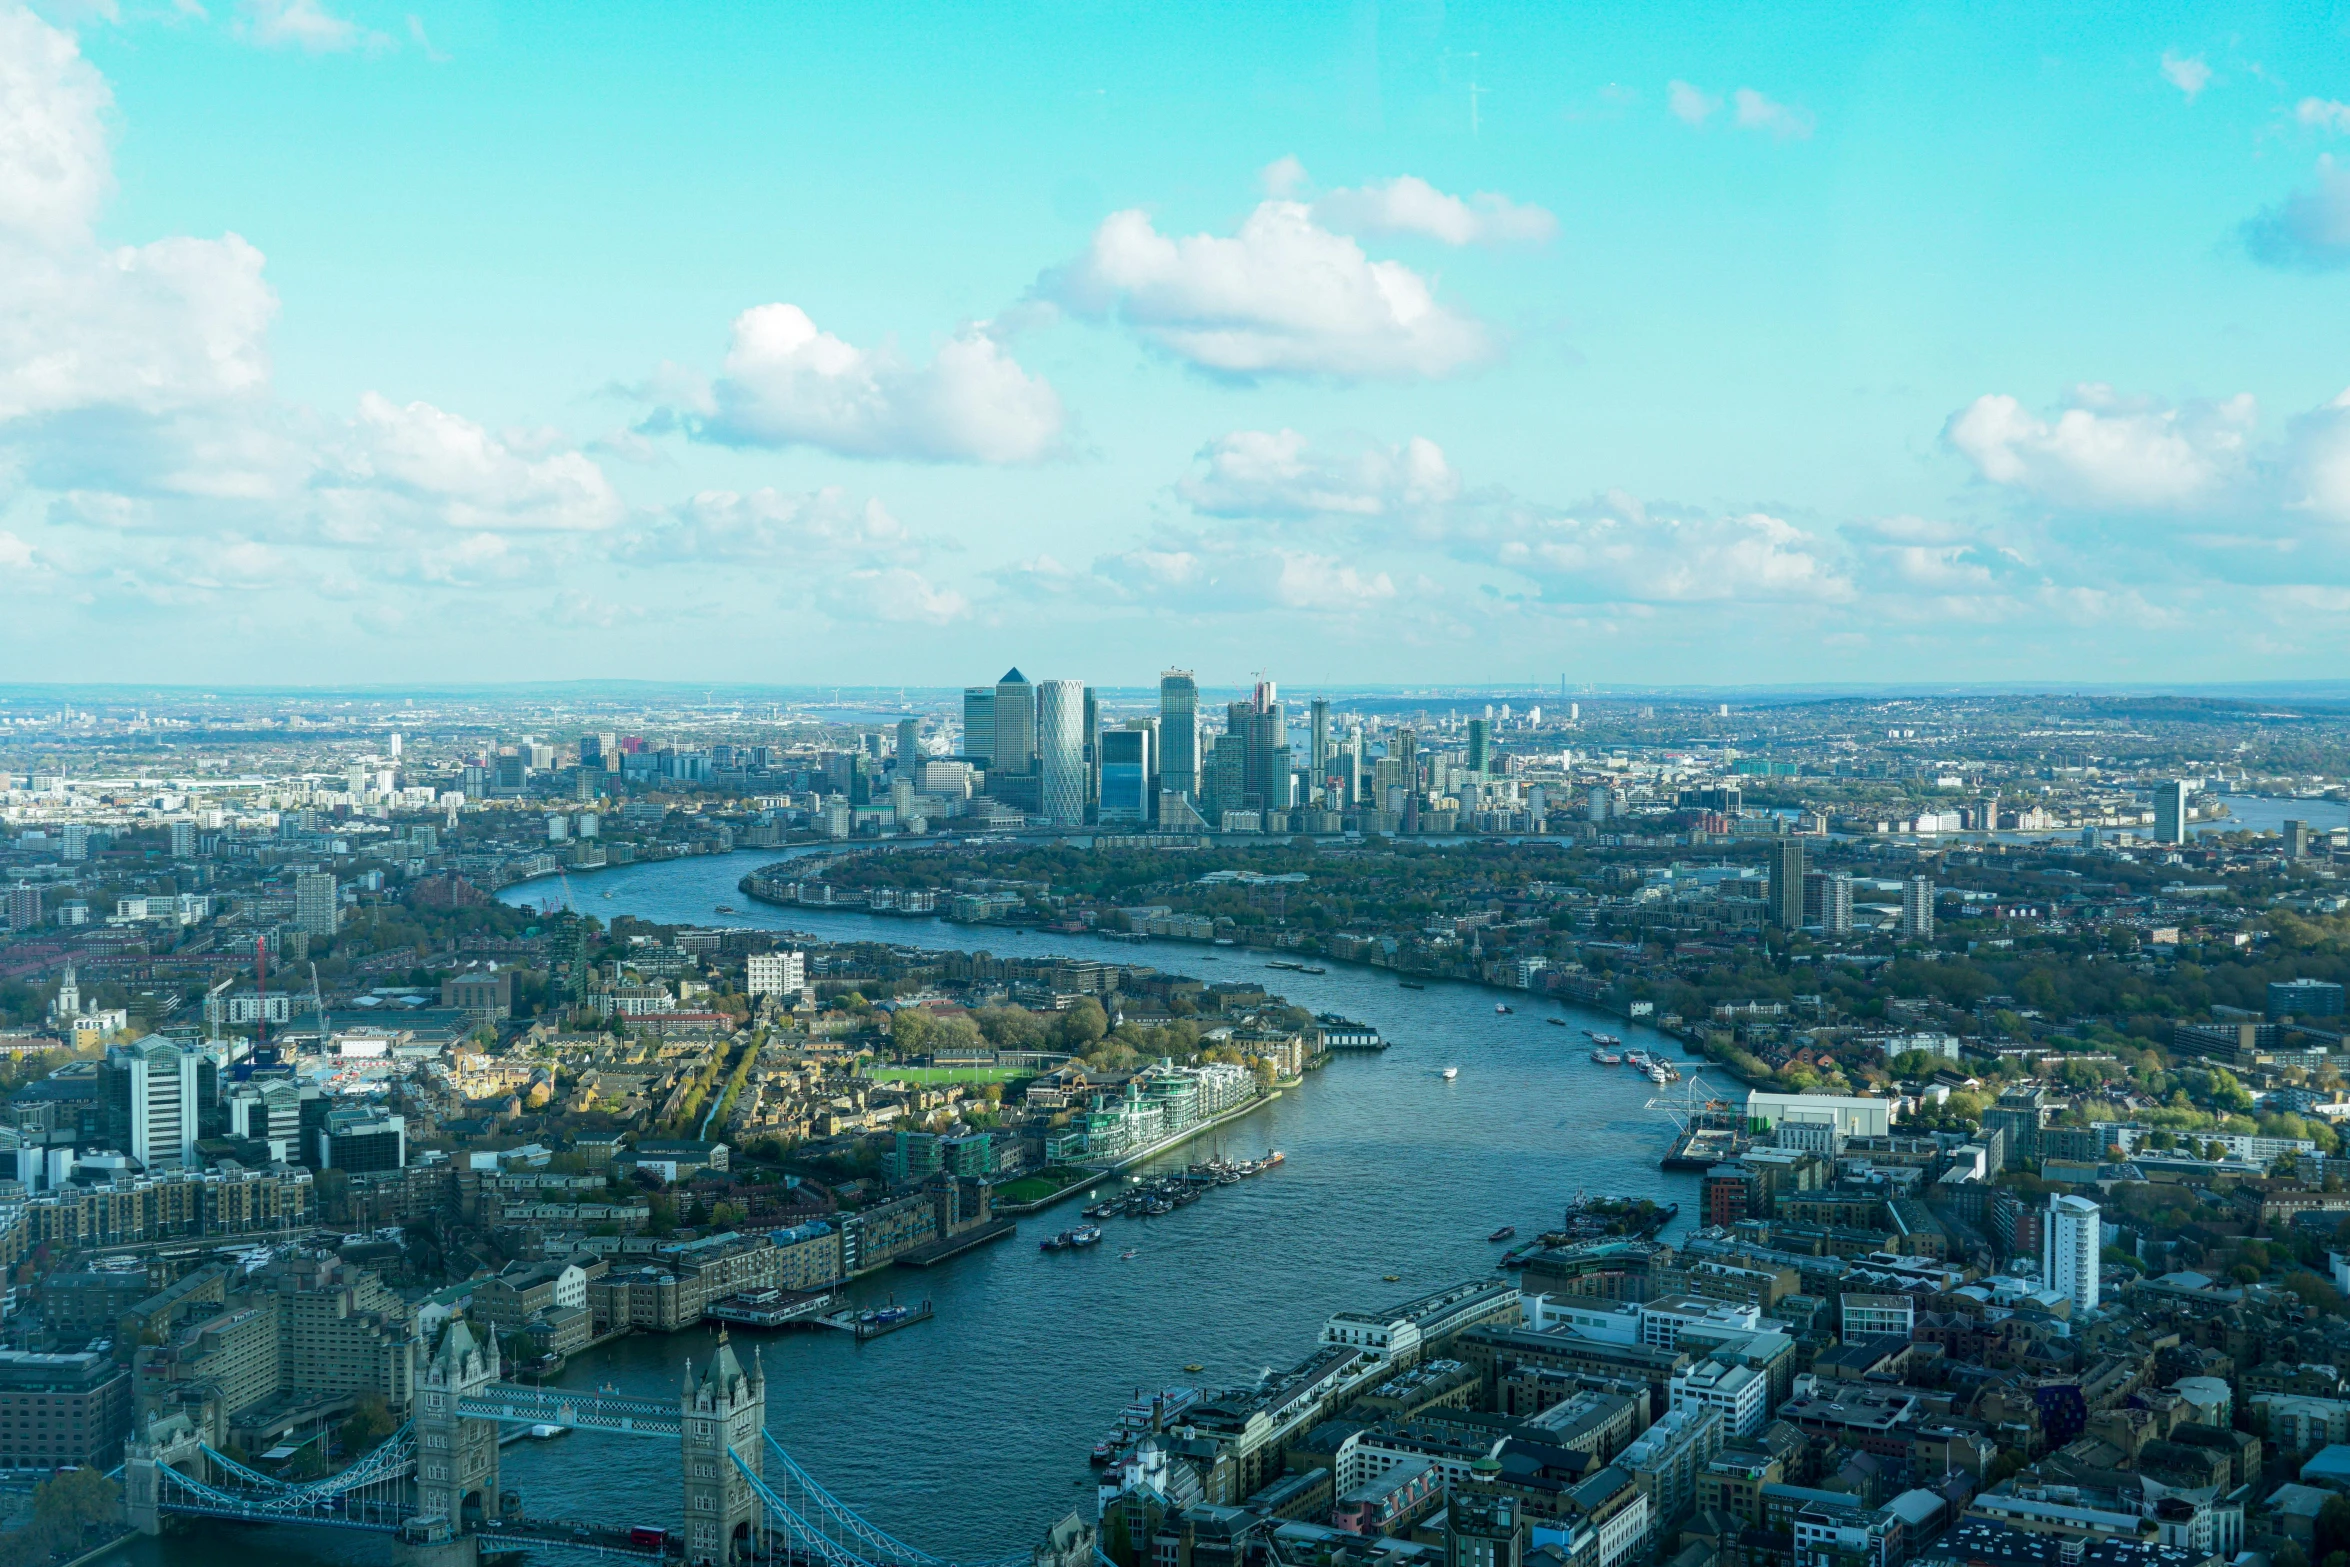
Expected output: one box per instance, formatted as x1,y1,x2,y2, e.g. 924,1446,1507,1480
6,679,2350,704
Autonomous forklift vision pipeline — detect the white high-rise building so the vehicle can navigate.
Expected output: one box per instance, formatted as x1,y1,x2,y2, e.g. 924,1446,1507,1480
746,950,806,999
294,872,339,937
1900,876,1934,940
117,1039,203,1171
1036,679,1087,827
2043,1193,2101,1313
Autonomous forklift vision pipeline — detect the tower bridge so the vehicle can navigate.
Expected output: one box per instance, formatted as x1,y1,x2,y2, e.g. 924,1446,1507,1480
121,1321,1088,1567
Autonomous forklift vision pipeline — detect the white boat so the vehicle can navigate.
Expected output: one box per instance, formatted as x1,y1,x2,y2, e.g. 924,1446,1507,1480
1441,1066,1459,1080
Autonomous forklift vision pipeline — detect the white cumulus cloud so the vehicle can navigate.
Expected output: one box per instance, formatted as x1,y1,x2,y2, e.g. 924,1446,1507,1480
329,393,625,534
1670,82,1812,139
1178,428,1460,520
1043,200,1495,381
1732,88,1813,140
2161,51,2212,101
1944,386,2258,510
1489,498,1850,603
692,303,1064,464
1091,536,1397,614
1667,81,1719,126
0,5,111,245
827,566,968,625
1311,174,1556,247
621,485,914,564
2243,157,2350,271
2297,98,2350,133
2284,389,2350,526
235,0,368,52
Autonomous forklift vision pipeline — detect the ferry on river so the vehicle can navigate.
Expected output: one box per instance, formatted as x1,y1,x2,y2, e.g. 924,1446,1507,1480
1589,1050,1621,1065
1585,1031,1621,1046
1441,1066,1459,1081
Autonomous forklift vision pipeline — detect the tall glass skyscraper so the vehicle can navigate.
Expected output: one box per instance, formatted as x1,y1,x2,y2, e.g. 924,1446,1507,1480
1036,679,1086,825
1309,698,1330,801
960,687,994,764
991,668,1036,774
1159,670,1199,802
1097,727,1154,824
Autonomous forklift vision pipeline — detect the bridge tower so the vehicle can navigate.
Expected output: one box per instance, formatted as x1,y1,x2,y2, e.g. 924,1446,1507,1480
122,1413,206,1535
416,1319,503,1531
679,1330,765,1565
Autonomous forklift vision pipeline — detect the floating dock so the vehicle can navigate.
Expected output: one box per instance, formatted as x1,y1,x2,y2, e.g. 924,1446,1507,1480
809,1300,935,1341
705,1288,839,1329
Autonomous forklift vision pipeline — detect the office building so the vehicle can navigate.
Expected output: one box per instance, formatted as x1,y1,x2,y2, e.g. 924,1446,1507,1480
2153,780,2189,845
1900,876,1934,941
106,1038,206,1171
0,1348,134,1472
1160,670,1200,802
960,687,994,764
895,718,919,767
1466,718,1491,776
1036,679,1087,826
293,872,339,938
318,1109,406,1171
228,1080,302,1162
991,668,1036,774
1247,701,1291,813
2285,818,2315,859
1767,840,1805,931
1206,732,1249,817
2042,1193,2100,1314
746,951,807,999
1082,686,1099,810
1098,728,1155,825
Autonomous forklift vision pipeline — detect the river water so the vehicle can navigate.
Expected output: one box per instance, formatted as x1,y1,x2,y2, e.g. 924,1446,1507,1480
130,850,1702,1565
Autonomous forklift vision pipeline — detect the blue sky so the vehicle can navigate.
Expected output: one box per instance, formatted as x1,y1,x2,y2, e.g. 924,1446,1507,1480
2,0,2347,687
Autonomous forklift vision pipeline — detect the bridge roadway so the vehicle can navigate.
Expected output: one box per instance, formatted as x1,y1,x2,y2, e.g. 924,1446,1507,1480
136,1379,1048,1567
457,1382,682,1437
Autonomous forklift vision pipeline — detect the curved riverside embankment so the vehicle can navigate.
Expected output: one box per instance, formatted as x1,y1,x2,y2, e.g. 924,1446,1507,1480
111,851,1709,1567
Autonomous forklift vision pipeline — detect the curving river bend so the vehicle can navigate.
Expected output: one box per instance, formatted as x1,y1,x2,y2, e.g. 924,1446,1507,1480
128,849,1702,1564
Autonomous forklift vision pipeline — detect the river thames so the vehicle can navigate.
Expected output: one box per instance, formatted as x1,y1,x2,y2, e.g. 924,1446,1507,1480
128,847,1705,1564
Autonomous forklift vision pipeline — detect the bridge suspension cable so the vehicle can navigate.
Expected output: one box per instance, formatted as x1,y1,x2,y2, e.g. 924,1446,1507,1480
736,1437,1030,1567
